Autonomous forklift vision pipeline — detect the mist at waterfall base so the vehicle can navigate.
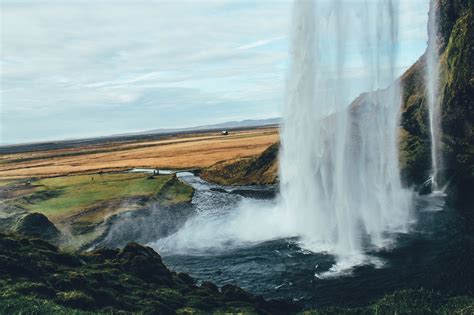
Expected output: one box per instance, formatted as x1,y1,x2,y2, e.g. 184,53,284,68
143,0,472,308
149,173,473,307
152,0,414,274
279,0,412,270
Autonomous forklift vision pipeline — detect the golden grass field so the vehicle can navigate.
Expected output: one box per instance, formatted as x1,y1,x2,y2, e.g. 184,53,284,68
0,127,279,179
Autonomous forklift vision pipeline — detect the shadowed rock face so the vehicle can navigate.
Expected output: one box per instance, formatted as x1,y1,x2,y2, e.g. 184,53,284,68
396,0,473,205
13,213,60,242
0,233,298,314
201,142,279,186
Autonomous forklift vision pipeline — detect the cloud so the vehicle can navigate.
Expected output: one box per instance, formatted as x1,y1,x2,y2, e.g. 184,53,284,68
236,36,285,50
1,0,429,144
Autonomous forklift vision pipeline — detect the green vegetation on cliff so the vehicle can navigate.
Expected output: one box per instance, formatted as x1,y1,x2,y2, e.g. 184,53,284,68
440,6,474,187
201,143,279,186
396,0,473,200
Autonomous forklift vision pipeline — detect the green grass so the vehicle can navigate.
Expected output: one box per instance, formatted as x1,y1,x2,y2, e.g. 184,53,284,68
160,178,195,206
16,173,173,219
2,173,194,249
302,289,474,315
0,179,16,187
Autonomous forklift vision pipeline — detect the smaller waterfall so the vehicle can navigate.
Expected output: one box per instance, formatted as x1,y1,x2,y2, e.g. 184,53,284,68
426,0,442,192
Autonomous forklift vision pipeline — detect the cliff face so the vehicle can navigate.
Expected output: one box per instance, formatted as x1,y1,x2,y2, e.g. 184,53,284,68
201,142,279,186
398,0,473,205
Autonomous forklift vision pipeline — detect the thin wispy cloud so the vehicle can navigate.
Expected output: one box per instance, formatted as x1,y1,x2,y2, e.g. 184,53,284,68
0,0,429,144
236,36,285,51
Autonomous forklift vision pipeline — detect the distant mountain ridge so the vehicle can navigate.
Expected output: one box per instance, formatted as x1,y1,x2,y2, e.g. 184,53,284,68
0,118,281,151
120,118,281,136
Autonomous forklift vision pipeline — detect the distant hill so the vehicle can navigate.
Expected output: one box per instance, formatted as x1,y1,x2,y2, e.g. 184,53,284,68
0,118,280,154
120,118,281,136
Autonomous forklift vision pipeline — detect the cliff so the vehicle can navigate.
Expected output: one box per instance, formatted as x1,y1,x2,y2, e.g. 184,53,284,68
398,0,473,206
201,143,279,186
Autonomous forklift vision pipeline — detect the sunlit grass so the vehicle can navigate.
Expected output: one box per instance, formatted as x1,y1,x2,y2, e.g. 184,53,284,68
17,173,172,220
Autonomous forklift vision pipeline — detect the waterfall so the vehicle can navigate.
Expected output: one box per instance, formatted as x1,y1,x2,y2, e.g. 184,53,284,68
426,0,442,192
279,0,412,268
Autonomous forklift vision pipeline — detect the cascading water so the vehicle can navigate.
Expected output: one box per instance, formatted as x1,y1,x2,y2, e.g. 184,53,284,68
150,0,416,277
279,0,412,269
426,0,442,192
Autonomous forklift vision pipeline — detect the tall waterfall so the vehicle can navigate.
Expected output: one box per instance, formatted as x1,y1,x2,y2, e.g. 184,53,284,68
426,0,442,191
279,0,412,267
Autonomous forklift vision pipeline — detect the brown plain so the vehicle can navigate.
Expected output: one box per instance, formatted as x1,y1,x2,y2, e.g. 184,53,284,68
0,128,279,179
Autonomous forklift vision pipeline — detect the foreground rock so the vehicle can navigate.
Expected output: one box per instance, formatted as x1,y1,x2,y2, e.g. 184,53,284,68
12,213,60,243
0,233,298,314
1,233,472,314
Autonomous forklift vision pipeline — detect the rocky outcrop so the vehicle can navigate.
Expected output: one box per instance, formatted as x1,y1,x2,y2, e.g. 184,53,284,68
201,142,279,186
0,233,298,314
13,213,60,243
397,0,473,205
1,233,472,314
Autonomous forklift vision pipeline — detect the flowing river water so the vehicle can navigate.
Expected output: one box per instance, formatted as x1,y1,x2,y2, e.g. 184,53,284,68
145,172,473,308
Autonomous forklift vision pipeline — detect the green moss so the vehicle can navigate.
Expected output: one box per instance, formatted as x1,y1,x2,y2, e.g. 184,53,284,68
0,295,90,315
397,1,473,194
301,290,474,315
201,143,279,186
159,176,195,206
18,174,172,218
56,291,95,310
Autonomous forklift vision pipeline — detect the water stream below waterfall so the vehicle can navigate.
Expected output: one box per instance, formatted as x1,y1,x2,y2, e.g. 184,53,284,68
147,173,473,308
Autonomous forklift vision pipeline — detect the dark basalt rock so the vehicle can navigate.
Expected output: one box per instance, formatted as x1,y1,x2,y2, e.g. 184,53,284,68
230,188,277,200
118,242,173,285
0,233,299,313
13,212,60,242
221,284,254,302
210,187,229,193
201,281,219,293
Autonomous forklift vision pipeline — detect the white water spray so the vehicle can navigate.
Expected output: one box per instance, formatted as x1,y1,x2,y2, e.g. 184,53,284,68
426,0,442,192
150,0,414,276
279,0,412,266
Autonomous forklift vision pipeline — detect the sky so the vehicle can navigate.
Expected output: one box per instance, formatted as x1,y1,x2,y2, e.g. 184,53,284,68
1,0,430,145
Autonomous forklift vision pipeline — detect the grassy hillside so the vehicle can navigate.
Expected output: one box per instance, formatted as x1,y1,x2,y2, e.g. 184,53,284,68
0,173,194,249
17,174,173,219
0,233,297,314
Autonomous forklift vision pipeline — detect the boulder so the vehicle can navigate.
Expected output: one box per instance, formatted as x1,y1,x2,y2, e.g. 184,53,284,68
13,213,60,242
118,242,173,285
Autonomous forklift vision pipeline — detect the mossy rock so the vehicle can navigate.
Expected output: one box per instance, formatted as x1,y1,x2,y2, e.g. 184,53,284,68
202,143,279,186
13,212,60,242
56,290,95,310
